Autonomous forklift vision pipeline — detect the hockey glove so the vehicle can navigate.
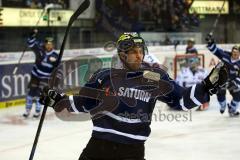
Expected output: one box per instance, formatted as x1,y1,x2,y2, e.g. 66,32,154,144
29,29,38,38
40,87,66,109
205,33,215,45
203,62,228,95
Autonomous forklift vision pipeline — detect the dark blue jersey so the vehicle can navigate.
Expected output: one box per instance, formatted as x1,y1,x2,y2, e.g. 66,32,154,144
27,37,59,79
67,66,209,144
207,43,240,86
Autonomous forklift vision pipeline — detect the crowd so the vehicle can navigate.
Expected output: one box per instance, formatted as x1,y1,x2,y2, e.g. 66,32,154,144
98,0,200,32
26,0,68,8
0,0,68,9
25,0,68,9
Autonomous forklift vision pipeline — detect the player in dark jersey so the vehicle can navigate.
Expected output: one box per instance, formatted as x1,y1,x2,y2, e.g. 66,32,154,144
23,29,59,118
40,33,228,160
206,34,240,116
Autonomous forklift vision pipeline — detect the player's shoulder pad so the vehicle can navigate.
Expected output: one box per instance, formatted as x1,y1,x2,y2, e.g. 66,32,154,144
224,51,231,56
55,51,60,56
88,68,111,83
146,67,171,81
52,50,59,56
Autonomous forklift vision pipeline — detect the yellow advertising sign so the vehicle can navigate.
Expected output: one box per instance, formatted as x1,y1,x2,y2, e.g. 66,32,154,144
190,0,229,14
0,99,25,109
0,7,74,27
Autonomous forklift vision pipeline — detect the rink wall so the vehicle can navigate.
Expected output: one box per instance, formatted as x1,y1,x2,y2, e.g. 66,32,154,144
0,44,234,108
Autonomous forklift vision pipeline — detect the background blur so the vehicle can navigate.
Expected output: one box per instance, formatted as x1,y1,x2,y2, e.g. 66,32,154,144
0,0,239,52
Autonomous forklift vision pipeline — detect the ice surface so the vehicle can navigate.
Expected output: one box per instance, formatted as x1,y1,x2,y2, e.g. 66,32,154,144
0,95,239,160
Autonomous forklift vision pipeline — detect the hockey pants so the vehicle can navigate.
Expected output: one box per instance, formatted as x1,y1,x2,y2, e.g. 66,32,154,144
25,74,48,113
79,137,145,160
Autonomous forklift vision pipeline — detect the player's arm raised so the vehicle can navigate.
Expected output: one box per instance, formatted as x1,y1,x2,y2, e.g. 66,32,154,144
27,29,42,57
205,34,231,60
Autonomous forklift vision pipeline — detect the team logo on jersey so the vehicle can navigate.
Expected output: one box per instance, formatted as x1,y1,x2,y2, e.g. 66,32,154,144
117,87,151,102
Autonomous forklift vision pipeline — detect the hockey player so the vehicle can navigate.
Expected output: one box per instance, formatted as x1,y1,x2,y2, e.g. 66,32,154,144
176,58,209,110
186,38,198,54
182,38,198,70
40,33,228,160
23,29,59,118
206,34,240,116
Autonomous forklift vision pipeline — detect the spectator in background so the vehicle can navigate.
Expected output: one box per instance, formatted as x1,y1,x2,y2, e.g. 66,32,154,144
57,0,66,8
190,11,200,27
126,0,140,21
163,35,173,45
171,13,181,31
26,0,42,8
152,0,163,28
172,0,199,31
96,0,200,32
26,0,67,9
180,9,190,31
184,0,193,9
186,38,198,54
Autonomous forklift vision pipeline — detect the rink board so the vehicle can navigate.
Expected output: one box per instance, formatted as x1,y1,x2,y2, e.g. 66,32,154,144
0,56,113,109
0,44,234,109
0,99,25,109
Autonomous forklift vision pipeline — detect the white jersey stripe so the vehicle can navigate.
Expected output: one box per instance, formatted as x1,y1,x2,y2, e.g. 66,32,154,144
35,68,51,76
213,47,218,54
209,44,215,50
32,70,48,79
28,38,36,43
180,98,188,111
190,84,202,106
28,43,35,48
41,62,53,68
93,126,148,141
69,95,80,113
102,111,142,123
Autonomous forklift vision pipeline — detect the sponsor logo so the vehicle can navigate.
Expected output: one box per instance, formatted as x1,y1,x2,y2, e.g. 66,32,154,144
117,87,151,102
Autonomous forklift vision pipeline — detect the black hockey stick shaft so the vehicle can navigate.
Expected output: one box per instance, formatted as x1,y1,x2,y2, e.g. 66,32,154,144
13,9,46,75
12,46,28,75
28,1,90,160
57,0,90,64
210,0,226,36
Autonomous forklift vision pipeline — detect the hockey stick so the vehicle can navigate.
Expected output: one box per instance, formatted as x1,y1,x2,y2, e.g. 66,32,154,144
12,4,55,75
57,1,90,64
12,46,28,75
209,0,226,36
28,1,90,160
